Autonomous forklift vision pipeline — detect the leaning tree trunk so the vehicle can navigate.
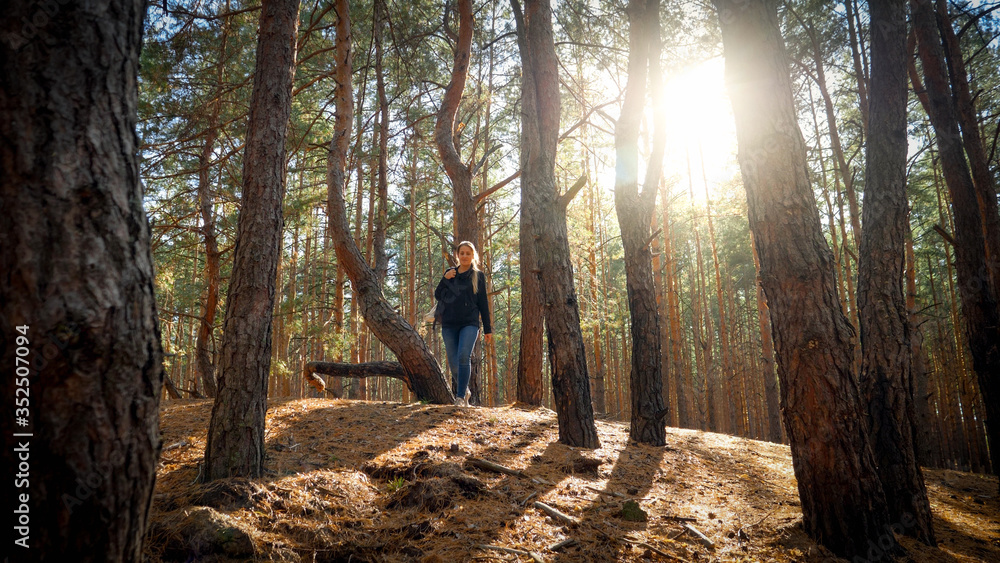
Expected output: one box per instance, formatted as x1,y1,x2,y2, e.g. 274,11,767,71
714,0,896,559
203,0,300,481
517,0,599,448
857,0,936,544
325,0,453,404
0,1,164,560
935,0,1000,291
614,0,668,445
912,0,1000,486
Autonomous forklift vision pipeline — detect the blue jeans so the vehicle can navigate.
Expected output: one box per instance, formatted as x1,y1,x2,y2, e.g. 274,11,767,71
441,325,480,399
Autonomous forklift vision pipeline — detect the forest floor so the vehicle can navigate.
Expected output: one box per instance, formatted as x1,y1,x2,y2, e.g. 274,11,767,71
145,398,999,562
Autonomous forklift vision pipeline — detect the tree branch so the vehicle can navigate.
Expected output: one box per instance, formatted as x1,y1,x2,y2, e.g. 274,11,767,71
558,175,588,209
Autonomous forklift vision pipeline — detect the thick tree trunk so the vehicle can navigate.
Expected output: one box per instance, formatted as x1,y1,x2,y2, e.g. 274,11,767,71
614,0,667,445
912,0,1000,487
204,0,300,481
517,0,599,448
511,0,546,408
935,0,1000,290
0,1,164,559
325,0,453,405
714,1,896,559
517,205,545,405
857,0,936,544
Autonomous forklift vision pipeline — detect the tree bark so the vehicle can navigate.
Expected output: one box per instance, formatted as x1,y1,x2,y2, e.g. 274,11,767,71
912,0,1000,487
511,0,545,408
935,0,1000,291
857,0,936,544
306,361,408,383
0,1,164,559
517,0,599,448
325,0,453,405
714,1,896,559
516,200,545,406
204,0,300,481
373,0,390,287
844,0,870,135
614,0,667,445
435,0,479,246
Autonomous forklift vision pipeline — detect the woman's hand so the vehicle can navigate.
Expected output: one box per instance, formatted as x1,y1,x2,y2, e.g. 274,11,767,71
484,333,493,343
444,268,457,279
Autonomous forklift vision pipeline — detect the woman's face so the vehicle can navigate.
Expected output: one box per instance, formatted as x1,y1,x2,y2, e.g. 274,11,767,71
457,245,474,267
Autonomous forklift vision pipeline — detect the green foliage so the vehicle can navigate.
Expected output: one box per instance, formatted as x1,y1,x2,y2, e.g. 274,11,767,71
386,476,406,492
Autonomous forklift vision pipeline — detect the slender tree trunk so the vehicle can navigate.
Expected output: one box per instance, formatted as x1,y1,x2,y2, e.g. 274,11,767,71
812,40,863,253
435,0,491,404
857,0,936,543
195,129,221,399
714,1,896,558
435,0,477,247
588,176,606,413
373,0,389,286
325,0,452,404
615,0,667,445
194,21,229,399
702,145,732,433
662,183,687,428
912,0,1000,486
844,0,870,135
751,232,782,443
204,0,300,481
516,0,599,448
0,2,163,558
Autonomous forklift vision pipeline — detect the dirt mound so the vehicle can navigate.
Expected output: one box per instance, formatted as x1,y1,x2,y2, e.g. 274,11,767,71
145,398,1000,562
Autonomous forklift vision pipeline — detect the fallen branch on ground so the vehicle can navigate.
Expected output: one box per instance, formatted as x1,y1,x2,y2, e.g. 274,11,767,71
475,544,545,563
682,524,714,549
466,457,554,485
533,501,579,525
622,535,691,562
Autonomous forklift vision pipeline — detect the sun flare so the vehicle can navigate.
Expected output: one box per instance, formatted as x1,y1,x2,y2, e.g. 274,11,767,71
660,57,740,200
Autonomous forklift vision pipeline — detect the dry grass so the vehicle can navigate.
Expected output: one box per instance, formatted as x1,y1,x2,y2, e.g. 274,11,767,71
145,398,1000,562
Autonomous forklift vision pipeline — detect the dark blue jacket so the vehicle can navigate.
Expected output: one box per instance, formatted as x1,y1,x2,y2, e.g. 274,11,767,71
434,267,492,334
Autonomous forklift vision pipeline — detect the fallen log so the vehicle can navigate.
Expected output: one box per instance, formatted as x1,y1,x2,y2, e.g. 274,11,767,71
305,361,411,395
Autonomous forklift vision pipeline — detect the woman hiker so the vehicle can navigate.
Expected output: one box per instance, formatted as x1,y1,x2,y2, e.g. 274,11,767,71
434,241,492,407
